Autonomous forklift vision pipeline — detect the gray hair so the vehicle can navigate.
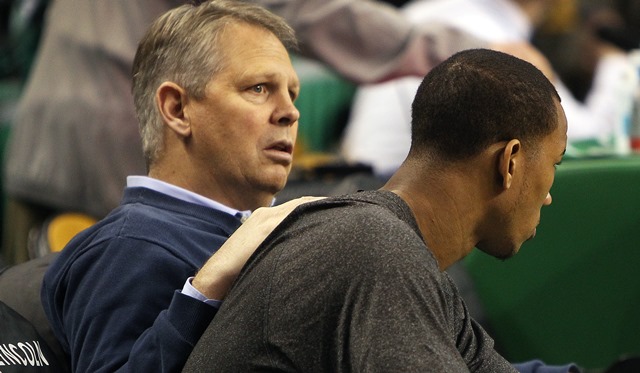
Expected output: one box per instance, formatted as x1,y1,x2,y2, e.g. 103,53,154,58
132,0,297,167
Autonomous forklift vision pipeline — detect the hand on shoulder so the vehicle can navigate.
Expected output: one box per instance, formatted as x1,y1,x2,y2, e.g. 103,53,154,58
192,196,326,300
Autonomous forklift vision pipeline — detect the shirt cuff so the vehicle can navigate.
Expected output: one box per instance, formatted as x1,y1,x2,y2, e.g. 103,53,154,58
181,277,222,309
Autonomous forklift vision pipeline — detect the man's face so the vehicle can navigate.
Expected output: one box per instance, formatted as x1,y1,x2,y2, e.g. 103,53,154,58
479,99,568,259
187,23,300,211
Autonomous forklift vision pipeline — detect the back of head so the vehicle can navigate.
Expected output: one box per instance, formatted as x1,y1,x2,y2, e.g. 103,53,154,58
131,0,297,167
409,48,560,163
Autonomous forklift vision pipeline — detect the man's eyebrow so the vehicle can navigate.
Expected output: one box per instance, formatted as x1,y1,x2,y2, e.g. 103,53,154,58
236,70,275,82
240,71,299,88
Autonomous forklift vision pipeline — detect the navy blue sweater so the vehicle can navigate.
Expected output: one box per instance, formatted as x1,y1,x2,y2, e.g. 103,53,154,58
41,187,242,372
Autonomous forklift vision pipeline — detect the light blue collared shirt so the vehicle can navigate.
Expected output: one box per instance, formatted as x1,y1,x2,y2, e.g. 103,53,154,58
127,175,251,308
127,175,252,220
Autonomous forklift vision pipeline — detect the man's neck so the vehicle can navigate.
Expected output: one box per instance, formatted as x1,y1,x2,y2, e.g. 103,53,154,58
383,170,476,269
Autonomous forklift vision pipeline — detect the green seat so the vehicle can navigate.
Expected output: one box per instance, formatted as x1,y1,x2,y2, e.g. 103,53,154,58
463,156,640,371
293,56,356,153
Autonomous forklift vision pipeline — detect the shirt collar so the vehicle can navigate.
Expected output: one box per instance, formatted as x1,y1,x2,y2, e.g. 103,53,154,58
127,175,252,220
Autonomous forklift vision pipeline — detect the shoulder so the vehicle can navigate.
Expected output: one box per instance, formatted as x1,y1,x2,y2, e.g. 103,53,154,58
44,200,232,289
259,191,437,286
288,190,424,252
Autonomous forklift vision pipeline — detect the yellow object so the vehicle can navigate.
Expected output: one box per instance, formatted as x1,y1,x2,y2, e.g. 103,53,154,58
46,213,97,253
540,0,578,34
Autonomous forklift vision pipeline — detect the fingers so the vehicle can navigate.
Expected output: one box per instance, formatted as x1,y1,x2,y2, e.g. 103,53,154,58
227,196,325,256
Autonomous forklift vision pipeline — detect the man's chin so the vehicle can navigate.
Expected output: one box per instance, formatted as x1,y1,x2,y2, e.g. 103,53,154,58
494,248,518,261
261,169,290,191
261,184,288,204
476,243,519,261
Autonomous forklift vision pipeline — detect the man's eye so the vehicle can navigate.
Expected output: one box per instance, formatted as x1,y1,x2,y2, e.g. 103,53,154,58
252,84,265,93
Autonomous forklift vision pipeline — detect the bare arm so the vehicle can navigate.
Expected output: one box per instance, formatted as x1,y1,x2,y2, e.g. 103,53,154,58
249,0,488,83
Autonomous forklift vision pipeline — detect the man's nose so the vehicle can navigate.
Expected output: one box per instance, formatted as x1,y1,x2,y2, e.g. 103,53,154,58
273,95,300,126
543,192,552,206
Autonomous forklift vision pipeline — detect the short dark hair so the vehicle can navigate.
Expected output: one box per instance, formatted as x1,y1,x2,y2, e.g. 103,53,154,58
409,48,560,161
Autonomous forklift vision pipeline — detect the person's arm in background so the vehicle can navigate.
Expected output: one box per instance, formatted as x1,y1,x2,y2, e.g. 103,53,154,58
249,0,553,83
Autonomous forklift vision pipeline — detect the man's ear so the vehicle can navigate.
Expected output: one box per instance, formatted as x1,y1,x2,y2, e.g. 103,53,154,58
156,82,191,137
498,139,521,189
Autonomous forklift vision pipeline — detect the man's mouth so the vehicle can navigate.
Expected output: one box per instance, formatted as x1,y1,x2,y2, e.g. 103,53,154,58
268,141,293,154
265,140,293,164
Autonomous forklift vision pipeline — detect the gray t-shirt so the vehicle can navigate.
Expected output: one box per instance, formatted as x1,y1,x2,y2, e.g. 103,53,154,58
184,190,515,372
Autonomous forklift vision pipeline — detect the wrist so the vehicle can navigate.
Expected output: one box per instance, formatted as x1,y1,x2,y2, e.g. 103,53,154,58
192,266,237,300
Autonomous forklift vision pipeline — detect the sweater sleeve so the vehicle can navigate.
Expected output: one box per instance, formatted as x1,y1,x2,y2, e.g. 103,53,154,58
124,291,217,372
44,237,218,373
251,0,487,83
